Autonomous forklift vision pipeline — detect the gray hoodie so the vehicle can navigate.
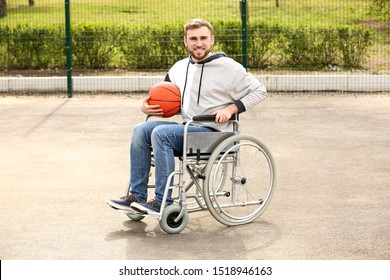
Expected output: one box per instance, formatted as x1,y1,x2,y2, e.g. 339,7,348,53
165,52,267,131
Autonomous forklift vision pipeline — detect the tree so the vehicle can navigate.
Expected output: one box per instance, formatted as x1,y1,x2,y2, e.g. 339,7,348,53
0,1,35,18
276,0,279,8
0,0,6,17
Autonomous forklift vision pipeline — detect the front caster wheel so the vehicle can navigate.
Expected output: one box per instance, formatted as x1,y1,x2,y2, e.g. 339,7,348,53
159,205,189,234
126,212,145,221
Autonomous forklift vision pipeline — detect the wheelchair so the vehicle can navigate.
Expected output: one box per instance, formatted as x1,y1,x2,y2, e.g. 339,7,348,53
119,114,276,234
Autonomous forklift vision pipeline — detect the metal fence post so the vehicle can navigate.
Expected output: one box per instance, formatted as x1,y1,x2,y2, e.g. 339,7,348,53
240,0,248,70
64,0,73,98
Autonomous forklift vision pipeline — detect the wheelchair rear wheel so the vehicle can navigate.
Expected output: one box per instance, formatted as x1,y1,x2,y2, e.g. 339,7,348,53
203,134,275,226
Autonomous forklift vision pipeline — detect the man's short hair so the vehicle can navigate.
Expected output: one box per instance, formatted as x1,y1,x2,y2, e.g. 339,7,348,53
184,19,213,36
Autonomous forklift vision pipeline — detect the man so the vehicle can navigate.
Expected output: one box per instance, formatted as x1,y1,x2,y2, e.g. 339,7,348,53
108,18,267,213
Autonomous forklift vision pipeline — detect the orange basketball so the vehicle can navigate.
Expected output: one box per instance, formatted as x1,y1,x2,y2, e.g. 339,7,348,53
148,82,181,118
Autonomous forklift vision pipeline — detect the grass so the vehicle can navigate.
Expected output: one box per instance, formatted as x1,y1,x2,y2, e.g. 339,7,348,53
1,0,376,27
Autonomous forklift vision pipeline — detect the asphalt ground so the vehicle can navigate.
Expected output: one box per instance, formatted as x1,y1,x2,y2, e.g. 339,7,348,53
0,92,389,260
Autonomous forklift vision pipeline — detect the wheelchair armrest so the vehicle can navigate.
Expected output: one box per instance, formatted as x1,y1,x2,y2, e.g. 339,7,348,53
192,114,237,122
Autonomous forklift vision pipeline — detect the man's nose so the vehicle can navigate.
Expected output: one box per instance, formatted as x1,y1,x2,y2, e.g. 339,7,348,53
195,39,202,46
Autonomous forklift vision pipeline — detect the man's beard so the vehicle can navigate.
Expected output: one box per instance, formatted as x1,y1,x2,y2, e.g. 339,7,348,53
190,47,211,61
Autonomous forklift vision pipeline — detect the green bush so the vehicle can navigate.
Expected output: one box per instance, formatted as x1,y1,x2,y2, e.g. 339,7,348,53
336,26,375,68
215,21,243,62
312,28,340,67
72,24,120,69
0,25,64,69
279,26,315,67
248,23,281,69
117,25,187,69
276,26,340,68
0,23,375,71
207,21,278,69
274,24,374,69
0,26,10,70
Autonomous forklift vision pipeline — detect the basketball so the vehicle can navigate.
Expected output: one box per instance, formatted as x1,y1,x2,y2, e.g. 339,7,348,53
148,82,181,118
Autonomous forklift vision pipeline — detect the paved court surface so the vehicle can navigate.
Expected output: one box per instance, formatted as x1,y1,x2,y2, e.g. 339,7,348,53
0,93,389,260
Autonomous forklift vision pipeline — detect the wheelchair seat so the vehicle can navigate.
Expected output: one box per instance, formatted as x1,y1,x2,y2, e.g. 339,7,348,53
179,131,236,159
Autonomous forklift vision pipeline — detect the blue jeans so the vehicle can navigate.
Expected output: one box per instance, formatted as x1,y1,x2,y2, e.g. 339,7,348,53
129,121,215,204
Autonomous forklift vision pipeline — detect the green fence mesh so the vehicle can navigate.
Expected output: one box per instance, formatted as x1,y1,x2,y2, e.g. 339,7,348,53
0,0,389,92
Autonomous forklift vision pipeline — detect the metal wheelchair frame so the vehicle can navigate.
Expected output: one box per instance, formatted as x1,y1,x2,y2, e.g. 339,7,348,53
120,115,276,234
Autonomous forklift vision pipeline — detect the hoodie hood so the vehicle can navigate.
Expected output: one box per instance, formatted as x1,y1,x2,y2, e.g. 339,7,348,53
189,52,227,64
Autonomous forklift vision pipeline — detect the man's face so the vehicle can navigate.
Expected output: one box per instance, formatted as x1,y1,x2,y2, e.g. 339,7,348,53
184,26,214,62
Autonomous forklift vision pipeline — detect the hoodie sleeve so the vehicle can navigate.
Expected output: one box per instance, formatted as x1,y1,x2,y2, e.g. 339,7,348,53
230,63,268,112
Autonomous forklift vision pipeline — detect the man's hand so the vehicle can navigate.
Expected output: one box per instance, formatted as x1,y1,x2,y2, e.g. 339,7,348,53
212,104,238,123
141,95,164,117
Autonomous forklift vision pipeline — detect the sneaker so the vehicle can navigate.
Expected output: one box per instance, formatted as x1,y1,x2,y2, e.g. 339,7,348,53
131,199,162,214
107,194,140,211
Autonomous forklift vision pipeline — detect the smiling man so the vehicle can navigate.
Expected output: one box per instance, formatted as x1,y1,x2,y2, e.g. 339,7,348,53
184,20,215,62
108,18,267,213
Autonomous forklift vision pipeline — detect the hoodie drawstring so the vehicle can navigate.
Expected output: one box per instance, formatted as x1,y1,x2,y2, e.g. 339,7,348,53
181,60,191,107
197,63,205,104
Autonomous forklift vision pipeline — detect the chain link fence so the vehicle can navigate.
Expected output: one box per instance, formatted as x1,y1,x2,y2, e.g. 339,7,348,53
0,0,389,93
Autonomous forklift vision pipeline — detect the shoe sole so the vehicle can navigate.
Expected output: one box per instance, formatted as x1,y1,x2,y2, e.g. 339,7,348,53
130,202,159,214
107,199,134,211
